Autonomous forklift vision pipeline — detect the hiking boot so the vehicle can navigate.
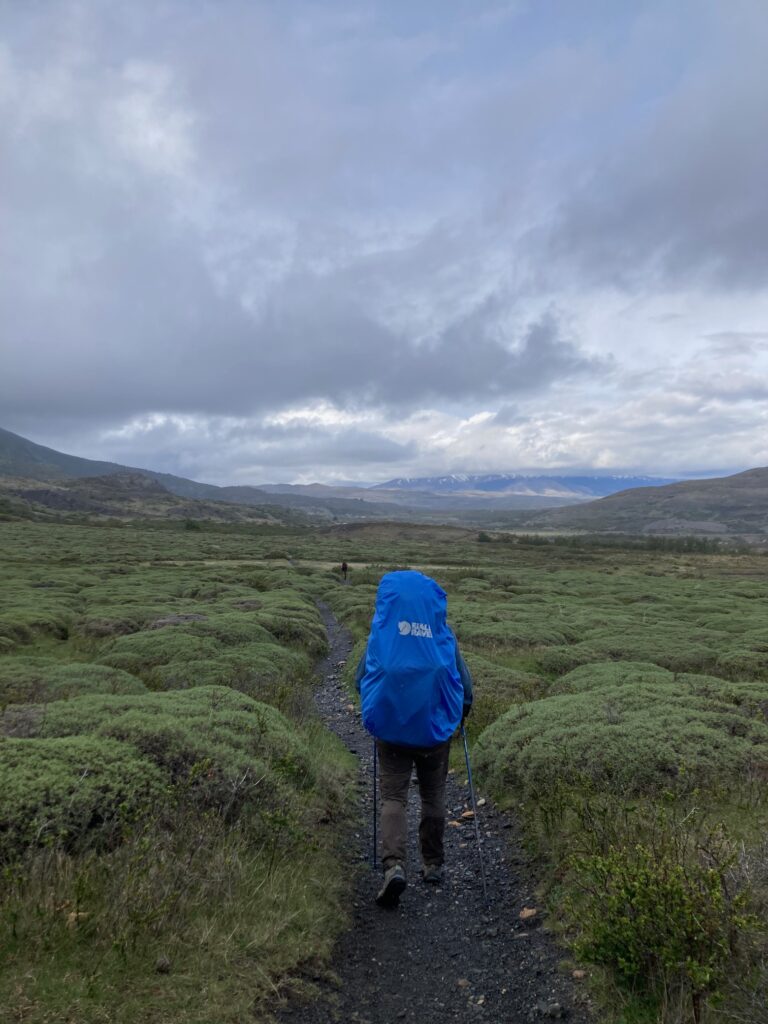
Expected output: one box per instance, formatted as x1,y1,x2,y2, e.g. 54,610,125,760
376,864,406,907
422,862,444,884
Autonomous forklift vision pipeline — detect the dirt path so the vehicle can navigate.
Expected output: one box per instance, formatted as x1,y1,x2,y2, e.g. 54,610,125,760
282,605,593,1024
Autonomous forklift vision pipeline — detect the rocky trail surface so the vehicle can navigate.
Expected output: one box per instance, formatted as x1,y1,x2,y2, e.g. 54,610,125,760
280,604,593,1024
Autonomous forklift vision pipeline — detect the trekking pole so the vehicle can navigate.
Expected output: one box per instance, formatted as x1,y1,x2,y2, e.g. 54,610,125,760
461,725,488,903
372,738,378,868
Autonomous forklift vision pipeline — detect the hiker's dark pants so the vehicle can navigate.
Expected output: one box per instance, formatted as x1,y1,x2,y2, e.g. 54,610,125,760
377,738,451,871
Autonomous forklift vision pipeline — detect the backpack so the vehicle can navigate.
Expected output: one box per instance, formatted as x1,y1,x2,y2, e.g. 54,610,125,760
359,571,463,747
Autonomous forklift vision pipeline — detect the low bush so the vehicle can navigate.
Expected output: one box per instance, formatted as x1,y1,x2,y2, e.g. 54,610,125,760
98,629,223,673
475,681,768,800
148,640,308,694
453,599,575,649
0,659,146,708
7,686,316,817
463,652,547,733
567,802,757,1023
551,660,671,694
324,584,378,639
0,735,166,859
554,661,768,717
186,613,276,646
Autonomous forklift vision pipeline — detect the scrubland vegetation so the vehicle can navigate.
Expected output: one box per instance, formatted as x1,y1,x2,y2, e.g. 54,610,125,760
2,517,767,1022
312,525,768,1024
0,522,355,1023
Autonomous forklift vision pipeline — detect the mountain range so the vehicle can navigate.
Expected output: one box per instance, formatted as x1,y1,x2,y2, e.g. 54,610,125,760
0,427,676,516
1,426,764,537
369,472,679,499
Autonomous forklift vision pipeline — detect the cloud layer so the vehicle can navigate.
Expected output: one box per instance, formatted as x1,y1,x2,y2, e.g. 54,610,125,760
2,0,767,483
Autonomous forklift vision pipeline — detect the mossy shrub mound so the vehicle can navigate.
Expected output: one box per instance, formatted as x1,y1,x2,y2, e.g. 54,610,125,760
325,584,378,638
0,735,166,858
0,579,82,647
79,608,159,637
475,679,768,800
464,653,547,731
534,632,720,676
4,687,316,814
0,659,146,709
97,629,223,672
551,661,673,694
554,662,768,712
716,647,768,680
453,601,575,649
150,642,309,698
457,577,494,594
186,614,276,646
253,594,328,654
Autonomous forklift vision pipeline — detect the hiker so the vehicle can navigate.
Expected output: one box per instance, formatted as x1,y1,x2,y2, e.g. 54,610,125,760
355,570,473,907
341,560,348,581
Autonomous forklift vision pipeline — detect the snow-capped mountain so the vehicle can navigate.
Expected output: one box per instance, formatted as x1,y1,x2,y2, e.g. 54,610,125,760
371,473,679,498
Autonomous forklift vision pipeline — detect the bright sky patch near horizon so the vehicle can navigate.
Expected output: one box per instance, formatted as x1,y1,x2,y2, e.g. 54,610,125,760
2,0,767,486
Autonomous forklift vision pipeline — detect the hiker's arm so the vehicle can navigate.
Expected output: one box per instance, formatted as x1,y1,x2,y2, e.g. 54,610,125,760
354,647,368,695
456,647,473,719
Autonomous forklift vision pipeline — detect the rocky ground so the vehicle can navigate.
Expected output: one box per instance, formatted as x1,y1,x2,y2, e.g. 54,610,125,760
280,604,593,1024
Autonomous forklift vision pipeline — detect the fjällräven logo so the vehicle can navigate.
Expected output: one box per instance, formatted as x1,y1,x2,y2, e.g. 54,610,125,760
398,621,433,638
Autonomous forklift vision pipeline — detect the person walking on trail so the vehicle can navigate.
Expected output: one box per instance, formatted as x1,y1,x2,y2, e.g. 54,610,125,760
355,570,473,908
341,560,348,581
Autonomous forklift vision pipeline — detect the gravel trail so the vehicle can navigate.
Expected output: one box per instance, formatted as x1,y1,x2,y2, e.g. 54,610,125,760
281,604,593,1024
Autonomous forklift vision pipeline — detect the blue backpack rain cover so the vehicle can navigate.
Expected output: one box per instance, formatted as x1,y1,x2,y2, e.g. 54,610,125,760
360,571,463,747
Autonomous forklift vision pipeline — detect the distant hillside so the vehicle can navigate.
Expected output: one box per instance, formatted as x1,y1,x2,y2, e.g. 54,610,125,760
0,426,134,482
0,427,627,518
520,468,768,536
7,427,753,530
0,428,400,521
0,472,302,525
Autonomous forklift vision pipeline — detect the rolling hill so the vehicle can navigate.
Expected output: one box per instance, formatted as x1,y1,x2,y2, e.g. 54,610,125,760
0,428,397,520
3,427,761,533
519,467,768,536
0,471,303,525
1,427,658,518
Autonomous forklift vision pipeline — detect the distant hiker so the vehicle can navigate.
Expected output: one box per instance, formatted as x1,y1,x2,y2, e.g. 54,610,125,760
356,571,473,907
341,560,348,581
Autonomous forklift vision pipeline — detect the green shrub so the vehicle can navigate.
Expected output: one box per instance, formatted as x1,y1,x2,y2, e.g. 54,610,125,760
98,629,223,672
463,653,547,732
717,649,768,680
15,687,316,813
187,613,276,646
148,643,310,702
554,662,768,718
0,735,166,859
569,806,755,1021
552,661,675,694
454,599,575,649
0,659,146,708
475,682,768,800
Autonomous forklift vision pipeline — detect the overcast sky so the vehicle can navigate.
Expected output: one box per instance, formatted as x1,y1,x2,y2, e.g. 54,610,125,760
2,0,767,485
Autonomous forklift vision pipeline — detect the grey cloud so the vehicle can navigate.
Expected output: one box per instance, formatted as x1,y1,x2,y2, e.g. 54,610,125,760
3,0,767,482
492,403,526,426
0,0,606,431
50,418,417,483
703,332,768,357
544,4,768,291
236,426,414,470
